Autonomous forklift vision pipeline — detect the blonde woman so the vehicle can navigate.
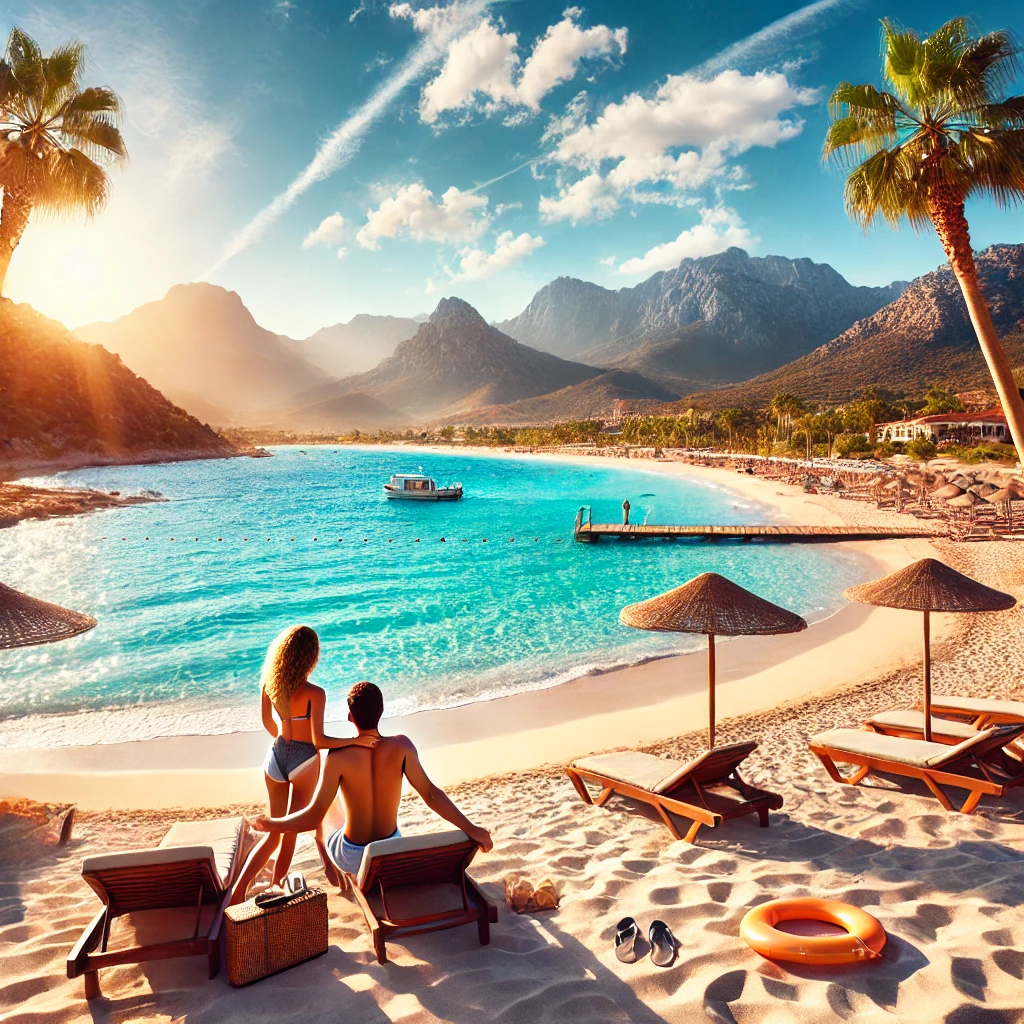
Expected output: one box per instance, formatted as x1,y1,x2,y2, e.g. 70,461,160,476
257,625,374,886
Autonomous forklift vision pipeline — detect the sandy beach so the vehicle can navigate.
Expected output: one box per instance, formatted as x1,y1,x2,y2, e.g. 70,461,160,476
4,450,1024,1022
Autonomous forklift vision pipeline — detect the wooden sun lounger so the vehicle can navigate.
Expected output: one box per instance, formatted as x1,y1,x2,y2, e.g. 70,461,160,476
928,696,1024,728
343,830,497,964
67,816,252,998
809,724,1024,813
566,741,783,844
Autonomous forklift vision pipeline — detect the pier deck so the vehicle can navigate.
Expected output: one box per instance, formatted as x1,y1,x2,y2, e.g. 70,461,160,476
574,519,936,543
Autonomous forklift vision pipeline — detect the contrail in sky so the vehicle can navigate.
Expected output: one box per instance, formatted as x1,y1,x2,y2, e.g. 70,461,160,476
206,0,491,276
467,157,537,194
694,0,859,79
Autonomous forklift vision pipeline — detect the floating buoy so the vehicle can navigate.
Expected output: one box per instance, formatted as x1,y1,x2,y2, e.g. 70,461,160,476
440,537,446,542
313,537,317,541
740,898,886,965
218,538,223,542
389,539,393,543
482,538,488,543
415,538,420,543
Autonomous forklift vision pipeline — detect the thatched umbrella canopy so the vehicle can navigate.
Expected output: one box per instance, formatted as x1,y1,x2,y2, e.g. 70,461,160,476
0,582,97,650
985,485,1024,530
931,483,964,498
950,475,974,490
845,559,1015,740
620,573,807,748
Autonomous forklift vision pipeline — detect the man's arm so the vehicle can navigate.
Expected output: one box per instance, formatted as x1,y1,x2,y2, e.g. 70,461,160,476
400,738,492,852
253,751,345,834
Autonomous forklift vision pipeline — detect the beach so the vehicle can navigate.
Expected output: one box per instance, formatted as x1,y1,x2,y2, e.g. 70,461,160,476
4,450,1024,1022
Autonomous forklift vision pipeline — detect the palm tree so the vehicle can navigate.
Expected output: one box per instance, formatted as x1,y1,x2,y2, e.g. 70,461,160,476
718,408,745,449
0,28,126,293
824,16,1024,460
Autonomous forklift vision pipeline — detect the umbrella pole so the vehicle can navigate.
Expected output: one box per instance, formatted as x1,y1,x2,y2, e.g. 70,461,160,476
923,610,932,742
707,633,716,750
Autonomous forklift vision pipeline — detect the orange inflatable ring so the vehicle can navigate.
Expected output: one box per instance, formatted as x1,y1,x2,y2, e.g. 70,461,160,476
740,898,886,965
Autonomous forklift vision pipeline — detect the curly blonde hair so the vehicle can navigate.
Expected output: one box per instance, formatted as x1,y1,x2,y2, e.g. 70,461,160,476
261,625,320,718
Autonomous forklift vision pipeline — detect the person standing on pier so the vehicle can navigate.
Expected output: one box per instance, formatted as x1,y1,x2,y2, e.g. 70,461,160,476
622,498,631,525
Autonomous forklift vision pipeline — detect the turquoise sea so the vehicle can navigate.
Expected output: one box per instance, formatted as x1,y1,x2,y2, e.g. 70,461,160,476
0,448,869,742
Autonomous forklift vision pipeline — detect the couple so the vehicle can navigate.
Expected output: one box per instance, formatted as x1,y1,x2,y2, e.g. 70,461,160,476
231,625,491,903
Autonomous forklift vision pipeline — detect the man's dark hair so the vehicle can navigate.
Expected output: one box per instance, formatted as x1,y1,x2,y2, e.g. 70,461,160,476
348,681,384,730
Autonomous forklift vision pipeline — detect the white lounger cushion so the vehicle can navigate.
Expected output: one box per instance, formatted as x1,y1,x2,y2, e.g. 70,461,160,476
930,696,1024,718
866,710,979,740
160,816,248,886
813,728,999,769
356,829,469,890
81,816,247,887
572,751,686,793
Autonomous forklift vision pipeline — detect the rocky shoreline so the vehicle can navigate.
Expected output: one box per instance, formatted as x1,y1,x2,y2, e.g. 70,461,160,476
0,481,166,529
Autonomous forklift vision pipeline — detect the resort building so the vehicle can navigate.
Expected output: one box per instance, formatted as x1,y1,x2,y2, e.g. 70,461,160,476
877,408,1009,444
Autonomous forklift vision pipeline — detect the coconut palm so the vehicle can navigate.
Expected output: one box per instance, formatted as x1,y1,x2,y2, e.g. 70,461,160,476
824,16,1024,459
0,28,126,293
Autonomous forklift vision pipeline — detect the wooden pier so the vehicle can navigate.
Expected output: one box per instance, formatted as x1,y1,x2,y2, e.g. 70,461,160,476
573,509,935,544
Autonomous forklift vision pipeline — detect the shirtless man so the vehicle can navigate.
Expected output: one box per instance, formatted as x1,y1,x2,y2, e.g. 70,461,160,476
231,682,492,902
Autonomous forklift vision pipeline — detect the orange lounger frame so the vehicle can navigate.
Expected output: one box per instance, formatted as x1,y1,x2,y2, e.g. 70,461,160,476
809,724,1024,814
566,741,782,844
343,831,497,964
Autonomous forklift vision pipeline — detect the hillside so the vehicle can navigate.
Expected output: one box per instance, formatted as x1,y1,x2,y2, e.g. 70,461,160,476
290,297,602,422
279,391,399,432
459,370,679,425
287,314,419,378
0,300,234,476
497,248,905,383
683,244,1024,408
75,283,327,423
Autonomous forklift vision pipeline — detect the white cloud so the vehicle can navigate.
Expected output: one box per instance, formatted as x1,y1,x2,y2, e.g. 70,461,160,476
617,207,757,275
598,255,616,267
356,183,490,249
543,69,817,222
538,172,617,223
418,19,519,123
445,230,545,283
336,247,349,259
302,212,346,248
518,17,627,110
404,7,625,124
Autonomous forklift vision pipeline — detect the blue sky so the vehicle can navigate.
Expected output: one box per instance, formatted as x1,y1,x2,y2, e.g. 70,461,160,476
4,0,1023,337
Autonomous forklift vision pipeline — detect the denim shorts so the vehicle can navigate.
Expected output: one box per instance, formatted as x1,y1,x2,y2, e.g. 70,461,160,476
326,827,401,874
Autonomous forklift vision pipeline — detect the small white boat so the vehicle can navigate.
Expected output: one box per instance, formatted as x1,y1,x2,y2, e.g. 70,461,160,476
383,472,463,501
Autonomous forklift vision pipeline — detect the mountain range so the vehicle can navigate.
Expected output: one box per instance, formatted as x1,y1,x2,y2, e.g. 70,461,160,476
68,243,1024,433
684,243,1024,408
497,248,906,388
0,299,233,475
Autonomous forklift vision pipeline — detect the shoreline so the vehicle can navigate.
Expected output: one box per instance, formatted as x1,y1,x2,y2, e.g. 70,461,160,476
0,447,946,809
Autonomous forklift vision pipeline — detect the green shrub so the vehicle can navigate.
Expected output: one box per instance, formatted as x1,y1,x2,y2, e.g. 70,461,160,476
905,436,938,460
833,432,872,457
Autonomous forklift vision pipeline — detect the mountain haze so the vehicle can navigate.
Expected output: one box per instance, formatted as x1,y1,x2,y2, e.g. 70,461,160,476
498,248,906,386
683,244,1024,408
75,284,327,423
286,314,419,378
289,297,602,423
1,300,233,473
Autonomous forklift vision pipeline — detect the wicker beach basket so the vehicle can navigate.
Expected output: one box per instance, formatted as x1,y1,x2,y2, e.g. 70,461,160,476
224,888,328,986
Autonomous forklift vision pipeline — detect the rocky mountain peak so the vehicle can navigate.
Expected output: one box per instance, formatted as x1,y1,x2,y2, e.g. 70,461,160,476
428,296,488,330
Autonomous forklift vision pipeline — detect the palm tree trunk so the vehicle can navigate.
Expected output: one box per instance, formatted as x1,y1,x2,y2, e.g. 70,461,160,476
930,186,1024,464
0,185,32,295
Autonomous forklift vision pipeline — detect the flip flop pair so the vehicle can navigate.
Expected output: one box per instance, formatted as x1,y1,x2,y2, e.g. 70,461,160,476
614,917,676,967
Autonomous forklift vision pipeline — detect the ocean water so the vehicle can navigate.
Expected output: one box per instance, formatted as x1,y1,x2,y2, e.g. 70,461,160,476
0,448,869,743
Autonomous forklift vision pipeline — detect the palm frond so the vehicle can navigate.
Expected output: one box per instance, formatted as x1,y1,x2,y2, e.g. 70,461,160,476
956,128,1024,205
952,31,1022,107
6,27,44,102
34,147,110,217
823,114,898,166
41,42,83,116
0,60,18,107
62,86,121,117
60,117,127,162
881,19,929,106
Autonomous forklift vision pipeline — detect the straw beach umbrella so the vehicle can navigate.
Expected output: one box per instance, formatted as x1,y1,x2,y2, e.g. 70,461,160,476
931,483,964,499
844,559,1015,741
0,582,96,649
620,573,807,748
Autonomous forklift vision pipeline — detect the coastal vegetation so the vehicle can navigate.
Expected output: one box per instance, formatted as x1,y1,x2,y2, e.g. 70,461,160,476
824,17,1024,457
0,27,125,293
222,381,1018,466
